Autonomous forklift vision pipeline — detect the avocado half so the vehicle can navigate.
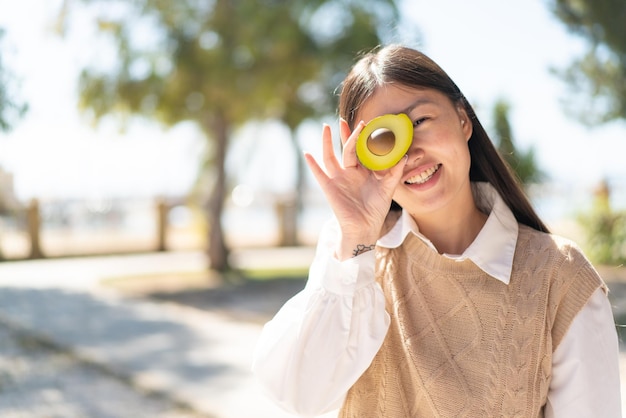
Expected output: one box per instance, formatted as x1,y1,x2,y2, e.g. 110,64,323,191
356,113,413,171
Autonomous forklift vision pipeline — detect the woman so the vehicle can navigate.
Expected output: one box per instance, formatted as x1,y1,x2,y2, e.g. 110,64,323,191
252,45,621,417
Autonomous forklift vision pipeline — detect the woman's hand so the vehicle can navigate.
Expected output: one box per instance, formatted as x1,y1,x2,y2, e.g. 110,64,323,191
304,119,407,260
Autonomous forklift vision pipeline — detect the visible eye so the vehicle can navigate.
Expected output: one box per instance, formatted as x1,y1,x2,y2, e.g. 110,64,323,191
413,117,428,127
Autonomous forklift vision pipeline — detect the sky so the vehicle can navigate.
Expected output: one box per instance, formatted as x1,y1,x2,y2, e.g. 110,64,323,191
0,0,625,203
400,1,626,186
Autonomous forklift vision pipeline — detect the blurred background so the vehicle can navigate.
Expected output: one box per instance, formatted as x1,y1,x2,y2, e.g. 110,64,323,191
0,0,625,263
0,0,625,416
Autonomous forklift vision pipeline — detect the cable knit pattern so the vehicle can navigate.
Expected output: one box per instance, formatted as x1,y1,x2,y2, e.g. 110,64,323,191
339,225,605,418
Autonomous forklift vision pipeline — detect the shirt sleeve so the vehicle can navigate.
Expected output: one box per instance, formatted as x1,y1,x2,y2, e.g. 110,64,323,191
545,287,622,418
251,219,390,417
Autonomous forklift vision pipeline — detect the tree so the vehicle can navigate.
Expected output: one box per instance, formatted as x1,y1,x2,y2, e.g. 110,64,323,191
491,98,545,186
276,3,401,246
577,180,626,265
57,0,401,271
0,28,28,133
550,0,626,124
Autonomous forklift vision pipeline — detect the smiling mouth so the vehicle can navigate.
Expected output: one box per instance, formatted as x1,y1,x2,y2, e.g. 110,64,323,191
405,164,441,185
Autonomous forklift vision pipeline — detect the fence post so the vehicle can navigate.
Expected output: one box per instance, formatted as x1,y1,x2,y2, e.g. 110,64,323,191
27,198,44,259
276,198,298,247
156,198,168,252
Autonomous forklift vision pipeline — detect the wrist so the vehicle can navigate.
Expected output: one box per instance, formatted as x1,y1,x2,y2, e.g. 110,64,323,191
352,244,376,257
335,236,378,261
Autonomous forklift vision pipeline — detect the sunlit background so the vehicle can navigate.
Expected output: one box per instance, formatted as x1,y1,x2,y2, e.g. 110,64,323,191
0,0,625,255
0,0,625,416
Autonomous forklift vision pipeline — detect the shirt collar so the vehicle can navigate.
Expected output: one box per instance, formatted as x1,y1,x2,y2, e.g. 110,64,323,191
377,182,518,284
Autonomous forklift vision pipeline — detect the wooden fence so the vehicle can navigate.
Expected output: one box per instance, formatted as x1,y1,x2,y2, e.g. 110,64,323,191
1,197,205,260
0,195,328,260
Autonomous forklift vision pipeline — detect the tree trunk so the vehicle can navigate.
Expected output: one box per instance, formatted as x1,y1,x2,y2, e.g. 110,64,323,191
277,198,297,246
277,128,305,247
156,198,170,252
27,198,44,259
206,112,230,271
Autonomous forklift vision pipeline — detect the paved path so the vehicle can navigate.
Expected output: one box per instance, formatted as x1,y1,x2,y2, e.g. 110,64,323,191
0,250,624,417
0,251,316,418
0,321,201,418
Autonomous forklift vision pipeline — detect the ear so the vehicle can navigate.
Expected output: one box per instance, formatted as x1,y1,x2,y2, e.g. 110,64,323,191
457,107,473,142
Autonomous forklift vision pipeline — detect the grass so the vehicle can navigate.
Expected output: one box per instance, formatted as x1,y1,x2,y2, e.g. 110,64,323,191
99,265,308,297
235,266,309,281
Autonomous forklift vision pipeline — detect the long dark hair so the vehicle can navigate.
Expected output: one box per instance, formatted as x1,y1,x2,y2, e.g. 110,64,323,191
338,44,549,233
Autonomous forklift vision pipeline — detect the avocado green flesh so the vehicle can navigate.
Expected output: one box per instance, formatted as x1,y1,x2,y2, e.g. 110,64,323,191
356,113,413,171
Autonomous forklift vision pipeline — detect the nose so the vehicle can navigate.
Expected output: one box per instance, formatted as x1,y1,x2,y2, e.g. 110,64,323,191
405,140,425,165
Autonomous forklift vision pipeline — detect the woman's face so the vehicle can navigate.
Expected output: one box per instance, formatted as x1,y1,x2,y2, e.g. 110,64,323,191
355,83,474,218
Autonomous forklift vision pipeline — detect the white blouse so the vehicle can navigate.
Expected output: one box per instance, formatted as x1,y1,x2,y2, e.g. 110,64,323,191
252,184,622,417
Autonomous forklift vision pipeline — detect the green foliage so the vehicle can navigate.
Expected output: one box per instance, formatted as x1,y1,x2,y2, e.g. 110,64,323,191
0,28,28,133
59,0,402,270
491,98,546,186
66,0,399,129
577,183,626,265
550,0,626,124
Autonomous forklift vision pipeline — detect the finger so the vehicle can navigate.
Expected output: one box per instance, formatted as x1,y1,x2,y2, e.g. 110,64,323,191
342,120,365,169
339,118,352,145
389,154,409,180
383,154,409,185
321,124,341,176
373,154,407,182
303,151,331,190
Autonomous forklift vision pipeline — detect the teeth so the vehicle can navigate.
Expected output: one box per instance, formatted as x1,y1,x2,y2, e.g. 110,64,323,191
406,165,440,185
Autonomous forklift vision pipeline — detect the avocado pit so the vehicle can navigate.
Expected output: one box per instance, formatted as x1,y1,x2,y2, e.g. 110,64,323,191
367,128,396,156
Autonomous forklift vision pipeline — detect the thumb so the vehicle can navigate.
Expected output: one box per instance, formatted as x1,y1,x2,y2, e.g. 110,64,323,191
377,154,407,192
388,155,408,182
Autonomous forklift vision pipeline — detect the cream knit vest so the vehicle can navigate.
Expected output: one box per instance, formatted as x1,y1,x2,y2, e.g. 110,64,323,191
339,225,605,418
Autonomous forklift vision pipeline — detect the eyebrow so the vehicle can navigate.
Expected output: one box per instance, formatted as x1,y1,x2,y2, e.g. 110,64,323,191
399,98,436,116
